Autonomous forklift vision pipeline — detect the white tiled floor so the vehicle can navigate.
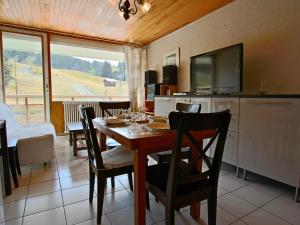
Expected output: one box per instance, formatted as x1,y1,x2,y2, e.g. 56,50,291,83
1,136,299,225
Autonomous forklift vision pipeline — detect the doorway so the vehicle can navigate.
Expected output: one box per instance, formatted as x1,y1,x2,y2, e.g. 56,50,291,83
1,31,49,123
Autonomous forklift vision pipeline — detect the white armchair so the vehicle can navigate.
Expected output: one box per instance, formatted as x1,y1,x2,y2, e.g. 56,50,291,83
0,103,56,166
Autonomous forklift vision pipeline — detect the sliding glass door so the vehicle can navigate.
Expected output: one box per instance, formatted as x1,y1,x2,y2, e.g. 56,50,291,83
1,32,46,123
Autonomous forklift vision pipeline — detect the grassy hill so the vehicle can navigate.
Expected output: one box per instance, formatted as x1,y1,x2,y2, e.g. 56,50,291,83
5,63,128,103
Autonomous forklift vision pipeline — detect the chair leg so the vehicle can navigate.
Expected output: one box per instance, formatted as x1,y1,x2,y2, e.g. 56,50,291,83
8,149,18,188
165,207,175,225
128,172,133,191
97,175,106,224
111,176,115,188
207,191,217,225
89,168,95,202
146,190,150,210
15,148,21,175
73,133,78,157
69,131,72,146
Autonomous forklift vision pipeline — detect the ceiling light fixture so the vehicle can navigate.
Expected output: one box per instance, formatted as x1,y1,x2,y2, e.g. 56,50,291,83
119,0,151,20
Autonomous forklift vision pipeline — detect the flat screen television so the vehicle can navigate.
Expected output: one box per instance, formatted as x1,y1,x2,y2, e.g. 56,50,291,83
190,43,243,94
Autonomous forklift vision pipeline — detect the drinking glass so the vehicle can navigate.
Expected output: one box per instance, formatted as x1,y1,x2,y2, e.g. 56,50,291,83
120,109,128,118
131,112,140,125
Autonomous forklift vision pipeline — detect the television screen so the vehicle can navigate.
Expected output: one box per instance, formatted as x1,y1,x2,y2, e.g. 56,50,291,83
190,43,243,94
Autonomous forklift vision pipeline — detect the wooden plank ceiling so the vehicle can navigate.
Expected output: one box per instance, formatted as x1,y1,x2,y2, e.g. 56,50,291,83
0,0,233,45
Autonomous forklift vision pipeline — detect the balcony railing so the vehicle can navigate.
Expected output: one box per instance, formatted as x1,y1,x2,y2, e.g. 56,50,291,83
5,94,129,124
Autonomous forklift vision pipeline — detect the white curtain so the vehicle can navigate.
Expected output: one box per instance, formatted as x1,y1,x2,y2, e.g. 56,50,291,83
124,45,147,111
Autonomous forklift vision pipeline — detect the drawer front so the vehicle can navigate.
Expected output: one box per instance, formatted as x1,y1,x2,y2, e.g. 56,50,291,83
212,98,239,115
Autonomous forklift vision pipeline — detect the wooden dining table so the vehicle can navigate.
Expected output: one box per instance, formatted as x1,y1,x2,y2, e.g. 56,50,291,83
93,118,214,225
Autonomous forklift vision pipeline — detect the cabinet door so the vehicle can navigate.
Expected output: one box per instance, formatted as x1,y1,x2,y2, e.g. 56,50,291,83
154,97,174,116
238,98,300,186
211,98,240,115
211,98,239,132
210,131,238,166
190,97,211,113
173,98,191,110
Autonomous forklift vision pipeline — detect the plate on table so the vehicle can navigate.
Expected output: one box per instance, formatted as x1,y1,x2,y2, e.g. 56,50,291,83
147,122,170,131
104,117,127,125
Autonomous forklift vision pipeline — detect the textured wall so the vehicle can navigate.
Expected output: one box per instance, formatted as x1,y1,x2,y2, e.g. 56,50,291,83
147,0,300,94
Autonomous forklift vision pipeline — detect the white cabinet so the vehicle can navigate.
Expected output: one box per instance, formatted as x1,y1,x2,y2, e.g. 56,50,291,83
211,98,240,166
154,97,174,116
190,97,212,113
173,97,191,110
154,96,300,191
238,98,300,187
211,98,240,115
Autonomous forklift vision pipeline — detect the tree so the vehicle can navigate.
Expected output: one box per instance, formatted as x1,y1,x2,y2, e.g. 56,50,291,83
91,60,104,76
102,61,113,78
117,61,126,81
3,56,13,86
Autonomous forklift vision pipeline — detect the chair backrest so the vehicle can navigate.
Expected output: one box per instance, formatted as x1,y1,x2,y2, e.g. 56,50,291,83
78,106,104,169
167,110,231,197
98,101,131,117
176,102,201,113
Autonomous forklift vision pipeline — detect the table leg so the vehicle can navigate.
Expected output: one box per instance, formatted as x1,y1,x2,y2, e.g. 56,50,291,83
99,131,107,152
189,143,202,219
133,151,147,225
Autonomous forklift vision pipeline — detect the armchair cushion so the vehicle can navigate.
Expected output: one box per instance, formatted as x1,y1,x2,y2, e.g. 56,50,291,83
0,103,56,165
17,134,55,166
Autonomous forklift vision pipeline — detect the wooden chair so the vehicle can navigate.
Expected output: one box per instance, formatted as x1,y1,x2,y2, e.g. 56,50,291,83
152,102,201,163
146,110,231,225
176,102,201,114
98,101,133,189
79,106,134,224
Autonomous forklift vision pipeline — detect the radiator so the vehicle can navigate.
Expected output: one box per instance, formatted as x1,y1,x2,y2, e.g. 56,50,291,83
63,101,122,132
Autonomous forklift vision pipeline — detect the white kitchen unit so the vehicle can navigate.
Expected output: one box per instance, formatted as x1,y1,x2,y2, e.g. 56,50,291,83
190,97,212,113
238,98,300,192
173,97,191,110
154,97,174,116
211,98,240,166
154,95,300,200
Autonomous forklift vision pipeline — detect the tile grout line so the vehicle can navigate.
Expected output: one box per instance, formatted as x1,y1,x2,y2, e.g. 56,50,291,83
21,164,33,225
55,146,69,225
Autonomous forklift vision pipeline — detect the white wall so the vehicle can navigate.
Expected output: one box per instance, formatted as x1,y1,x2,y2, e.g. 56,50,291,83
147,0,300,94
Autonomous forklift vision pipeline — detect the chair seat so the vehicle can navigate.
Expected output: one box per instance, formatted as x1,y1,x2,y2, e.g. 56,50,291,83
106,138,121,149
150,147,191,163
146,162,210,196
102,145,133,169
